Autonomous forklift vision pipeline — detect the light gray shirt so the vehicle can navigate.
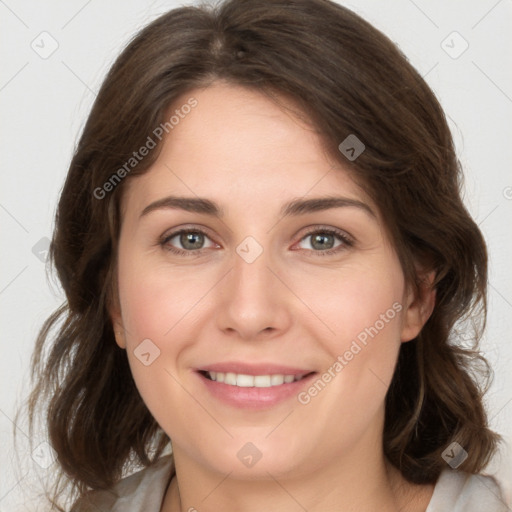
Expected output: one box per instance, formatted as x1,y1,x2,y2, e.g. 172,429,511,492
71,454,510,511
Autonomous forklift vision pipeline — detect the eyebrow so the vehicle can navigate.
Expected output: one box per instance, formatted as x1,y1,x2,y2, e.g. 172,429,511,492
140,195,375,219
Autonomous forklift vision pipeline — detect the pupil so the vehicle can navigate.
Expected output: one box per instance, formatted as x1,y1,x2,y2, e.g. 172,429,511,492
313,233,333,250
181,232,203,249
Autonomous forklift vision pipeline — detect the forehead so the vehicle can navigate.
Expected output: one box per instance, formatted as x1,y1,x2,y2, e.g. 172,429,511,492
121,82,376,219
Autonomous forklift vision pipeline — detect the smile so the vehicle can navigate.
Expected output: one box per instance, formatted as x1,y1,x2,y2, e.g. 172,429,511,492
202,371,311,387
196,365,318,409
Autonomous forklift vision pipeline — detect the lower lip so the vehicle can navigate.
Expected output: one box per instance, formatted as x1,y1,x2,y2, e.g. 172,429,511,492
196,371,317,410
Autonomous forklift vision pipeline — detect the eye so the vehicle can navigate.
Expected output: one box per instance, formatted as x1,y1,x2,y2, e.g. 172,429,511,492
159,225,354,257
294,227,354,256
159,227,218,256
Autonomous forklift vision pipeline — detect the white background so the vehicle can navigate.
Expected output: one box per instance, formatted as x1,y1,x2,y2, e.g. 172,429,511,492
1,0,511,509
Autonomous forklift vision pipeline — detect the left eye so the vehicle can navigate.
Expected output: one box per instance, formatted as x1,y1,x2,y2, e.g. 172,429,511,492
294,228,353,254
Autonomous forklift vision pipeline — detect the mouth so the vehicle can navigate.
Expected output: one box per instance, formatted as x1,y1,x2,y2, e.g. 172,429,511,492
198,370,315,387
195,364,318,409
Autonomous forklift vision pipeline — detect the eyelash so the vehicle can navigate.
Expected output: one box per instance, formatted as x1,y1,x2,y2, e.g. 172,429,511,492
159,226,354,257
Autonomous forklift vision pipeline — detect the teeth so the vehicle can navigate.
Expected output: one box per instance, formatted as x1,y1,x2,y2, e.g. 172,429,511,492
206,371,307,387
271,374,284,386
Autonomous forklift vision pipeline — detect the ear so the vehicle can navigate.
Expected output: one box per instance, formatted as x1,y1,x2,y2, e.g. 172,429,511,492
109,295,127,350
400,270,436,343
107,267,127,349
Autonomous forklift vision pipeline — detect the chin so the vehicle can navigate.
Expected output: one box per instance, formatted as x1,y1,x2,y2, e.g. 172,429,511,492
200,444,308,480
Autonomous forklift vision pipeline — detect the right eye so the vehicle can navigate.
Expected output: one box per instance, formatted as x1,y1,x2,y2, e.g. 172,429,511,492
160,227,219,256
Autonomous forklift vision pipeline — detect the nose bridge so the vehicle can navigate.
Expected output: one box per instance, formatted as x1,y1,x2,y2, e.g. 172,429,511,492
231,235,278,308
215,234,291,338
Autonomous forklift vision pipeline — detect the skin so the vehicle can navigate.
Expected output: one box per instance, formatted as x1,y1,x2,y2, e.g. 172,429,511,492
112,82,436,512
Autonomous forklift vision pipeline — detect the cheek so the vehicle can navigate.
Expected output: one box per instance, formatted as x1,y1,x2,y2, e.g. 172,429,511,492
118,258,209,345
292,256,405,418
292,255,405,354
116,260,203,435
116,256,217,414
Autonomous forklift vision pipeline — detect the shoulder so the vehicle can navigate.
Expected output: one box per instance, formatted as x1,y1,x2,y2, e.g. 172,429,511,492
70,454,175,512
427,469,509,512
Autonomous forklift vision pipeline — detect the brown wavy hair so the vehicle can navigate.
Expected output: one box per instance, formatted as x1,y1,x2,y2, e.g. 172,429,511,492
22,0,500,509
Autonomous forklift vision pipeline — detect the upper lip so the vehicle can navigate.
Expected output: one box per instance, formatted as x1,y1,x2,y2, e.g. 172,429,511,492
196,362,316,376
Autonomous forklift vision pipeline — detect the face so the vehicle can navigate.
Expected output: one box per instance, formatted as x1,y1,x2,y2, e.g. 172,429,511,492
112,82,431,479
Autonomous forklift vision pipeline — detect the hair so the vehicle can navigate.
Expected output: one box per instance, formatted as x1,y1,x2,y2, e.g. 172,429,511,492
22,0,500,509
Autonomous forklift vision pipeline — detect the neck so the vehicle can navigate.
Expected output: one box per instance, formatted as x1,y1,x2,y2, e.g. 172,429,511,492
161,440,423,512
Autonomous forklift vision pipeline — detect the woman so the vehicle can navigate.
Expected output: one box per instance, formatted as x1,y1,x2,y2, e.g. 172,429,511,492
26,0,508,510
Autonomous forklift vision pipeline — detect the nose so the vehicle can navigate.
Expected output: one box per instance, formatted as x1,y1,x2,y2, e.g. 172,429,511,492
214,242,293,341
